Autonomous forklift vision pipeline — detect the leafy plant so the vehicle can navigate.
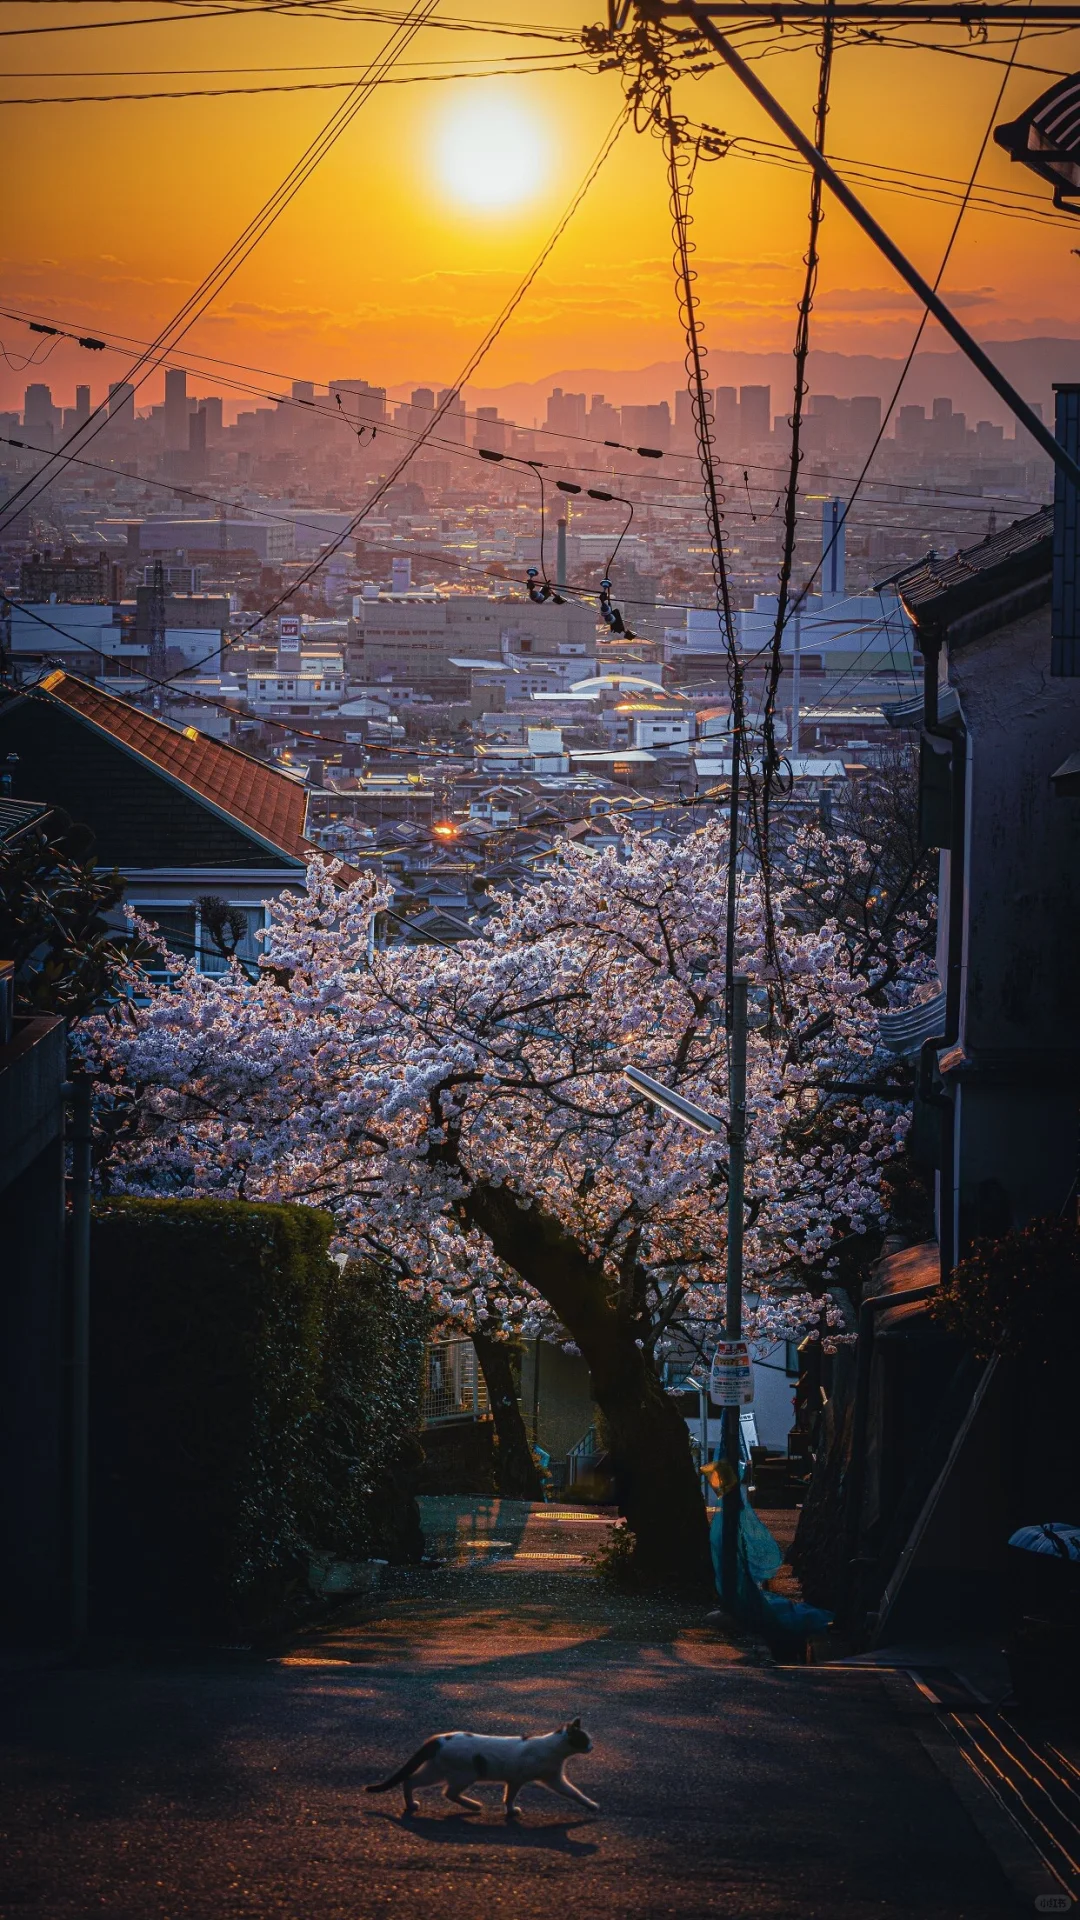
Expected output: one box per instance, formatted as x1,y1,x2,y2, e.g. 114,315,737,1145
591,1519,641,1591
0,808,157,1019
932,1215,1080,1359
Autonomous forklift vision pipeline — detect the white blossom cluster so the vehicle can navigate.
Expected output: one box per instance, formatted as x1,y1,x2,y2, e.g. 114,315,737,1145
84,819,913,1358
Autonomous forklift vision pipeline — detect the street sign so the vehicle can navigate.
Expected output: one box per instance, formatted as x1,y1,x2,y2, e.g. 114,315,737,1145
710,1340,754,1406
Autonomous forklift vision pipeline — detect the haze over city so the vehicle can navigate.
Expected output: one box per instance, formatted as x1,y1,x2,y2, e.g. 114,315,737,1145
4,5,1080,1917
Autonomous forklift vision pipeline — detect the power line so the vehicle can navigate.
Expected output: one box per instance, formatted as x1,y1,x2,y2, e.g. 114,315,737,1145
1,297,1052,516
0,0,438,536
63,106,631,700
0,54,589,103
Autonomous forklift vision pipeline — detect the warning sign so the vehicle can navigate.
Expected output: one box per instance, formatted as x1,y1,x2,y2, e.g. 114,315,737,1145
710,1340,754,1406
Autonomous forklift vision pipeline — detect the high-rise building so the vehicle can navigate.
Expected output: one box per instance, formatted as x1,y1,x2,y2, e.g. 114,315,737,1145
850,395,882,444
108,381,136,426
546,388,586,438
587,394,621,442
739,385,771,442
198,395,223,442
164,367,188,449
23,384,58,430
330,378,387,430
291,379,315,404
620,401,671,451
474,406,507,454
436,387,467,444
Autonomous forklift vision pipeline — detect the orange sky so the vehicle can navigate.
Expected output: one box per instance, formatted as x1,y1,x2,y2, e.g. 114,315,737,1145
4,1,1080,416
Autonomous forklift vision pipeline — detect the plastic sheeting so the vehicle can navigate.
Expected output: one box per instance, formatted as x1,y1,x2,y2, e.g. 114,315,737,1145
710,1491,833,1643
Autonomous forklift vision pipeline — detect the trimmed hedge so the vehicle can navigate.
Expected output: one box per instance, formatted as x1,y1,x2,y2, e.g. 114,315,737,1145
89,1199,426,1634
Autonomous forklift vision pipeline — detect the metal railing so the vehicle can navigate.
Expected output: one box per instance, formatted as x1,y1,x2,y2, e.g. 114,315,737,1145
421,1337,490,1425
567,1425,598,1485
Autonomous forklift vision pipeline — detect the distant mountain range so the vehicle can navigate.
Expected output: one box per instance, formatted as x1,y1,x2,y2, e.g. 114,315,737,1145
430,339,1080,431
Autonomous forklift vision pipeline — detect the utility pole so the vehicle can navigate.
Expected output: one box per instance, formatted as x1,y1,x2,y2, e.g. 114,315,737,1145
790,608,801,759
148,557,166,711
721,973,748,1613
680,6,1080,494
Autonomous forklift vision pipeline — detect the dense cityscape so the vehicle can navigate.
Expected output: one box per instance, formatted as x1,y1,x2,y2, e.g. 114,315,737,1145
3,2,1080,1915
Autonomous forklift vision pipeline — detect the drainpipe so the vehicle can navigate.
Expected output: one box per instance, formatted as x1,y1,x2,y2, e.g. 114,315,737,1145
920,627,965,1275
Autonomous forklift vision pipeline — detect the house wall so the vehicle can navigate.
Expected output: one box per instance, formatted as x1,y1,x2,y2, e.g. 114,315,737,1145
0,1017,68,1640
946,603,1080,1232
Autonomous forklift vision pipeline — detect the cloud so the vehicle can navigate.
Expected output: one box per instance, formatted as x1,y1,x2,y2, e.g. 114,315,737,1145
815,285,997,312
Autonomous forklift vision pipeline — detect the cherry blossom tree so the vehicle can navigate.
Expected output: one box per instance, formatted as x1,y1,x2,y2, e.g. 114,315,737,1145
86,818,910,1591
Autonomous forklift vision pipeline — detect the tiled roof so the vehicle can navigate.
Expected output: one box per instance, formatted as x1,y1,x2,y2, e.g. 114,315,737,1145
34,673,310,862
896,508,1053,629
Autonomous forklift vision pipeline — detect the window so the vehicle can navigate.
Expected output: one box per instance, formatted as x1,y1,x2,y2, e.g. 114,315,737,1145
199,903,266,975
140,906,197,969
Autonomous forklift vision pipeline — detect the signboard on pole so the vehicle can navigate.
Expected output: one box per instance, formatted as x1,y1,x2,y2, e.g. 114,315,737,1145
710,1340,754,1406
278,615,301,653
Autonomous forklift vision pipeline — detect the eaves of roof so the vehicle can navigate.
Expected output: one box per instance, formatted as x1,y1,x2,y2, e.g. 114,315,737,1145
896,508,1053,649
26,673,310,866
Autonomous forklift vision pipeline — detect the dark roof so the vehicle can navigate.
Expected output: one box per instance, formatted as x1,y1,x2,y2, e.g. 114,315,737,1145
0,795,52,845
896,509,1053,647
27,673,311,863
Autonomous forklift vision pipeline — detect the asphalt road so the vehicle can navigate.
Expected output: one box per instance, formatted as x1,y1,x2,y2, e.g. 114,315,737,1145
0,1567,1019,1920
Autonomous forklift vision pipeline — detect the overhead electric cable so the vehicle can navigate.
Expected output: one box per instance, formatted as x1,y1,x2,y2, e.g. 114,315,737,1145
1,55,587,102
785,0,1034,625
2,296,1052,513
84,105,630,699
0,0,438,536
755,14,834,1007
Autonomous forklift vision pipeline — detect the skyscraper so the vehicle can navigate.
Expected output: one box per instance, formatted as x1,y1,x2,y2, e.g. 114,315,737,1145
164,367,188,449
739,386,771,442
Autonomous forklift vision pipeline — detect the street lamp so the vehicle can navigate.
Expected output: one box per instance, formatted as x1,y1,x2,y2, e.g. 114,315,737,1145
623,976,749,1613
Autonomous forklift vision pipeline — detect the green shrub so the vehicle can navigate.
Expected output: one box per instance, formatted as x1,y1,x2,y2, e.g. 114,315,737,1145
305,1259,428,1565
89,1200,424,1634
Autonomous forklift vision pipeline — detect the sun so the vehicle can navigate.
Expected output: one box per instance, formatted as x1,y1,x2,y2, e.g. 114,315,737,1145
433,91,548,212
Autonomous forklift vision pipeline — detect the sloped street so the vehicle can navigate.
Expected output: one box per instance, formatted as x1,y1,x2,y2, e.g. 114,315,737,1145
0,1551,1027,1920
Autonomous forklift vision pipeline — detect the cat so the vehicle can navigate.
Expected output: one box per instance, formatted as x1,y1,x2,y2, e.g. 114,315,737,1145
366,1718,598,1817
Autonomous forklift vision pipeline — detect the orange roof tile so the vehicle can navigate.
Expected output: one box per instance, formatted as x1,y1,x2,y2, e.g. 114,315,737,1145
38,673,311,863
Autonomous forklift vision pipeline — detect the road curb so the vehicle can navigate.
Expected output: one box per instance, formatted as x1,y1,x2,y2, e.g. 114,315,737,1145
879,1670,1069,1912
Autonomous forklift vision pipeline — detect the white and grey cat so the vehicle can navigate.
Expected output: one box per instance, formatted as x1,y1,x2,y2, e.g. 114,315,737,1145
367,1718,598,1816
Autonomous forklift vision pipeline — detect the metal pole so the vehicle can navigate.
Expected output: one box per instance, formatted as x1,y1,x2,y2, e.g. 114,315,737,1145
791,608,801,759
67,1075,92,1647
686,8,1080,493
721,973,748,1612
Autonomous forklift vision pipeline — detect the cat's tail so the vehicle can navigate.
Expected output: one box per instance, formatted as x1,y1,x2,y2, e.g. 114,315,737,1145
366,1737,442,1792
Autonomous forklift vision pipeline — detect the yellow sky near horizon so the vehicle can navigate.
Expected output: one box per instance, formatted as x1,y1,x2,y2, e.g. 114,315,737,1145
3,1,1080,416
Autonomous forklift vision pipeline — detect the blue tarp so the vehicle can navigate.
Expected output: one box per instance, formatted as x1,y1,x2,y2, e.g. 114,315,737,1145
1008,1522,1080,1560
710,1492,833,1641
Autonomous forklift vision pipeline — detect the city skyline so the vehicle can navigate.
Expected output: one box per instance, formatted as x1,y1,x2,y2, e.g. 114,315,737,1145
4,1,1080,417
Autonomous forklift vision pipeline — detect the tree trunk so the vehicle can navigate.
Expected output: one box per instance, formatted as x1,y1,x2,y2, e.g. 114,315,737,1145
464,1183,714,1595
471,1329,543,1500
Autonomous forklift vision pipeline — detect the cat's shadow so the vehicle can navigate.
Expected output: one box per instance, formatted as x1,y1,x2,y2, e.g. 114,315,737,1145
367,1809,599,1854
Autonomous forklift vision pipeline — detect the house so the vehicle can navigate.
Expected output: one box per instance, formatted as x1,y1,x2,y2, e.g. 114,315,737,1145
897,495,1080,1267
792,389,1080,1646
0,672,322,969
